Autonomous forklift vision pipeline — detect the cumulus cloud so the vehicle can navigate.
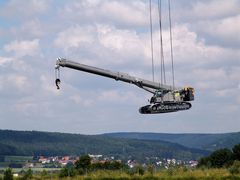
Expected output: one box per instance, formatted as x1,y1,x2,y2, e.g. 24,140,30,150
172,0,240,48
54,25,95,51
192,0,240,19
1,0,49,18
193,69,228,90
99,1,148,26
97,24,146,62
69,94,94,107
0,57,13,66
0,74,30,94
196,15,240,47
14,101,37,116
18,19,46,37
98,89,142,105
60,0,148,27
4,39,41,57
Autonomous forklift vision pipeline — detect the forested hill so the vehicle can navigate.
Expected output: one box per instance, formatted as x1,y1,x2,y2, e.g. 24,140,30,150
103,132,240,151
0,130,209,161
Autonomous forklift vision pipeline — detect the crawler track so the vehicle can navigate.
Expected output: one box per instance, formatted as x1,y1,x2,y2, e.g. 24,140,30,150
139,102,192,114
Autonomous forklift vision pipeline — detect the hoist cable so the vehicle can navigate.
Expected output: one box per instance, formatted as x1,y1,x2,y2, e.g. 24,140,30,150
158,0,166,85
149,0,155,82
55,67,60,79
55,66,61,89
168,0,175,90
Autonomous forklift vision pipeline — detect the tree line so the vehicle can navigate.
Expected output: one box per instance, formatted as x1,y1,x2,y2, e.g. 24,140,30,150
197,143,240,168
59,155,127,178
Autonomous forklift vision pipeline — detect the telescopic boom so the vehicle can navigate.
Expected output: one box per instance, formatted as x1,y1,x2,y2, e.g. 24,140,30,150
56,58,176,93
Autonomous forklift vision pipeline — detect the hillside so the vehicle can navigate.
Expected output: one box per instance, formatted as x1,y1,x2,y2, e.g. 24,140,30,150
0,130,209,161
103,132,240,151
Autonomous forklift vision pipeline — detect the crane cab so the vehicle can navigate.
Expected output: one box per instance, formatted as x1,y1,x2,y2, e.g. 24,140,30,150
182,87,194,101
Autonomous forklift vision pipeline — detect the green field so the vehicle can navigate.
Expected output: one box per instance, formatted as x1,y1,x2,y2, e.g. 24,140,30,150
61,169,239,179
0,156,34,169
3,156,33,162
1,168,240,179
0,167,60,172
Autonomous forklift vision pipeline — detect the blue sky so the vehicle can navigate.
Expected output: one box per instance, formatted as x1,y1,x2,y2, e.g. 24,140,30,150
0,0,240,134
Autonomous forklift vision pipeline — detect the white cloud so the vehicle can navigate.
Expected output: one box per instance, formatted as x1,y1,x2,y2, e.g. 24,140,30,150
13,76,28,89
4,39,40,57
192,0,240,19
158,25,222,66
191,67,240,92
99,1,148,26
19,19,46,37
216,88,236,97
69,94,94,107
0,57,13,66
196,15,240,46
98,90,122,102
0,74,29,92
54,25,95,51
98,89,143,105
60,0,148,27
97,24,146,61
14,102,36,115
1,0,49,18
194,69,227,81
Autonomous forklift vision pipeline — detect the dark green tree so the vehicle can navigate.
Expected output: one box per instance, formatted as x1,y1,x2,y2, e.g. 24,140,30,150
59,167,77,178
229,160,240,175
21,168,33,180
209,148,232,168
75,155,91,171
104,161,123,170
197,156,212,168
3,168,13,180
232,144,240,161
59,167,69,178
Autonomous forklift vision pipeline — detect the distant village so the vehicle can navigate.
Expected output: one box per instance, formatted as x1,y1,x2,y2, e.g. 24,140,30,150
22,154,198,169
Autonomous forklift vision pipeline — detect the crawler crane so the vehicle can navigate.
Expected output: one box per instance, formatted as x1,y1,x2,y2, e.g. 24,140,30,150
55,58,194,114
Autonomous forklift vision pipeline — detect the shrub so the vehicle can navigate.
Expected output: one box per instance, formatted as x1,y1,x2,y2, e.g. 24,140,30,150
40,169,48,179
229,160,240,175
126,165,144,176
232,144,240,161
3,168,13,180
167,167,174,176
59,166,77,178
147,164,154,175
21,168,33,180
136,165,145,176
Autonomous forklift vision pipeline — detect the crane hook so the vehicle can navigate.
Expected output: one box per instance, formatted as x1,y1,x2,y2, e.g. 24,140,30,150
55,64,61,90
55,78,61,89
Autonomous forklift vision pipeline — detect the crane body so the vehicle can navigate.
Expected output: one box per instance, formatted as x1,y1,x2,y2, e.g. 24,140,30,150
55,58,194,114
